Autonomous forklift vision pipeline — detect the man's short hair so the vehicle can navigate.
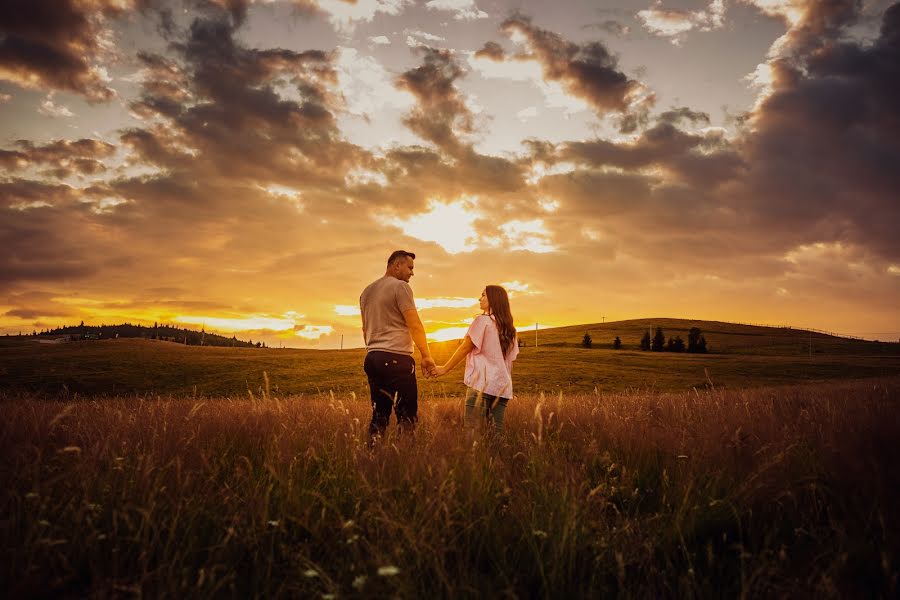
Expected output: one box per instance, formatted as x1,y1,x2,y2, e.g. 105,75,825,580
387,250,416,267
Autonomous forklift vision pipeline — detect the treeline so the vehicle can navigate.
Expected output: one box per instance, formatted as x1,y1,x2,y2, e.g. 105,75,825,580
582,326,708,353
18,322,265,348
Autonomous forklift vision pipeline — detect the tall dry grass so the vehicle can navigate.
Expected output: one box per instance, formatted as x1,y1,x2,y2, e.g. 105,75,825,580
1,378,898,598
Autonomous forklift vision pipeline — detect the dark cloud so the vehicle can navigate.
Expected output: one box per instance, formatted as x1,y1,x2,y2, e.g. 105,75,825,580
3,307,71,319
395,47,473,156
553,120,743,188
776,0,863,57
0,0,126,100
474,41,505,60
658,107,710,126
122,12,365,189
738,0,900,259
0,138,116,176
498,15,648,118
383,47,527,205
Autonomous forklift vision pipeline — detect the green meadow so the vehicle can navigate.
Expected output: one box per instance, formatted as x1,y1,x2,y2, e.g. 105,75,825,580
2,318,899,397
1,319,899,597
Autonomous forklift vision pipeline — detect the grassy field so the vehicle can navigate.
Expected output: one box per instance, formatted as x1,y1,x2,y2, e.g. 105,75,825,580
2,379,898,597
2,319,900,397
2,318,898,596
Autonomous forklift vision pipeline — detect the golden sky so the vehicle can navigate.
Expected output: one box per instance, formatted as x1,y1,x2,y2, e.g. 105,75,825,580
2,0,900,347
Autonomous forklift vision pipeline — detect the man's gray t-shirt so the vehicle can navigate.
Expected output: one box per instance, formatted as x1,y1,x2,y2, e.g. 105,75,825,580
360,276,416,355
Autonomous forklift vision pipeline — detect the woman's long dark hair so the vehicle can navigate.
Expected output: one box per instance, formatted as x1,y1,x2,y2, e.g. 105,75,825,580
485,285,516,357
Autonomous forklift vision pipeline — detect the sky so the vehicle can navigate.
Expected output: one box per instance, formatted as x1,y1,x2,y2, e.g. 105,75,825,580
1,0,899,348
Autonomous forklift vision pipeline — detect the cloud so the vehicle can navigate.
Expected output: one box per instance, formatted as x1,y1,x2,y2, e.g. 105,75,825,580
494,15,652,122
37,94,74,118
2,4,899,345
0,138,116,176
734,0,900,260
0,0,125,101
516,106,538,121
637,0,725,44
315,0,413,32
335,47,414,118
395,47,474,155
425,0,488,21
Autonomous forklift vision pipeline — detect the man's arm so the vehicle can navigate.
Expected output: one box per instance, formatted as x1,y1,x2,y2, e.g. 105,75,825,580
402,308,435,374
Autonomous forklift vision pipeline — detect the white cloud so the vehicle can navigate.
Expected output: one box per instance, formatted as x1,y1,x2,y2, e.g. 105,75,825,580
335,47,415,117
38,95,74,118
334,305,361,316
294,324,334,340
405,29,446,48
317,0,413,33
637,0,726,44
425,0,488,20
370,35,391,45
516,106,538,121
0,93,11,103
501,280,541,296
740,0,804,26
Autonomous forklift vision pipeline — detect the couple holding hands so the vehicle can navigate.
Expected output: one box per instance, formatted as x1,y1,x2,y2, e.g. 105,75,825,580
360,250,519,443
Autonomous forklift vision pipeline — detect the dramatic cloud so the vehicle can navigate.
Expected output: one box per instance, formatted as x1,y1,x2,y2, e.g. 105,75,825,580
0,0,127,101
494,15,652,123
737,0,900,259
1,1,898,346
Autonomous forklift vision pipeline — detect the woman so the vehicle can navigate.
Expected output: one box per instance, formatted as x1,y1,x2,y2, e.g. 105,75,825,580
432,285,519,433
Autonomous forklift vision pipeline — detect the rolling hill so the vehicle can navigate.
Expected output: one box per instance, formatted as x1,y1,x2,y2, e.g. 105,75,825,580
1,318,898,397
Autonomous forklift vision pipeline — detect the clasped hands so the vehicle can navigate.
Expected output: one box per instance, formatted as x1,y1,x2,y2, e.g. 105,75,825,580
421,357,447,379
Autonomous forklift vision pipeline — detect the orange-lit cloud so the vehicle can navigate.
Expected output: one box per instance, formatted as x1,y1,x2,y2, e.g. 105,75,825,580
1,0,899,348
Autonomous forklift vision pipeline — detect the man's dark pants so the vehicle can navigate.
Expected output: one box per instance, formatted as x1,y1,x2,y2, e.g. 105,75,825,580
364,351,418,440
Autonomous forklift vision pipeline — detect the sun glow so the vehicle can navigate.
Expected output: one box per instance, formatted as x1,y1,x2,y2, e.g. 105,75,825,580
174,315,298,332
427,325,472,342
380,198,480,254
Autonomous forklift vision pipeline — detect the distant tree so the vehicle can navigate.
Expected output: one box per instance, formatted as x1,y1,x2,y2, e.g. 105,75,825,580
582,332,592,348
651,327,666,352
667,336,685,352
613,336,622,349
698,335,708,353
688,327,704,353
640,330,651,351
256,342,262,348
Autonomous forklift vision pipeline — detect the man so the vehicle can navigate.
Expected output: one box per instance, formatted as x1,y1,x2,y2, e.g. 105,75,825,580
360,250,436,442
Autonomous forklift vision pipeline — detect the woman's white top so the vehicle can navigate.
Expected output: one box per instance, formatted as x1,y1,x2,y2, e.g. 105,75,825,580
464,314,519,399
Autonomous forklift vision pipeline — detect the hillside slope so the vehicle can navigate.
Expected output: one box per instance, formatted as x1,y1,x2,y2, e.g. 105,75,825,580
2,319,899,396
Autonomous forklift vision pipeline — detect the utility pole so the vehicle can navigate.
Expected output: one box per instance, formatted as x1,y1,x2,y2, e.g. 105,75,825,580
535,322,538,347
602,316,605,324
340,334,344,351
